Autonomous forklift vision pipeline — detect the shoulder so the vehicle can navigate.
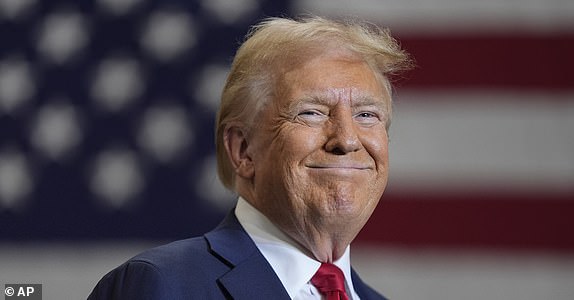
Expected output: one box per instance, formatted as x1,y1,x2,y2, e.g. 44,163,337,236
351,269,389,300
357,285,389,300
88,237,230,300
130,237,212,269
88,258,167,300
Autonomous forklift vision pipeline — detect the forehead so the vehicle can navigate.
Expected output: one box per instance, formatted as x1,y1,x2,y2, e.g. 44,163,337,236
276,51,390,108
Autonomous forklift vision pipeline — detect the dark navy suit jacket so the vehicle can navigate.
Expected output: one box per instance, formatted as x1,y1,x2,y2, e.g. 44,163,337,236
88,211,388,299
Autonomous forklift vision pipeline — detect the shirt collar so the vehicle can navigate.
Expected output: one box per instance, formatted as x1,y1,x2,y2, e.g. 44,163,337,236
235,196,357,299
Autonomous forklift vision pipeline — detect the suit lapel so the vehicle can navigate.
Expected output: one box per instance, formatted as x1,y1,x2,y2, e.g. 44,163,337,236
205,211,290,300
218,254,290,299
351,268,388,300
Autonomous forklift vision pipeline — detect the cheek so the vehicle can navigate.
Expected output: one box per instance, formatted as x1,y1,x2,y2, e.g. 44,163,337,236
363,130,389,163
254,127,314,189
278,127,323,158
272,129,323,192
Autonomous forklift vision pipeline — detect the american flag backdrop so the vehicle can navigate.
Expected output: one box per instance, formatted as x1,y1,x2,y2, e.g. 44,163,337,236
1,0,573,299
0,0,289,239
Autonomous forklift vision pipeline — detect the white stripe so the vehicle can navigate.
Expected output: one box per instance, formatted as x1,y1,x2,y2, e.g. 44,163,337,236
386,89,574,195
352,246,574,300
292,0,574,34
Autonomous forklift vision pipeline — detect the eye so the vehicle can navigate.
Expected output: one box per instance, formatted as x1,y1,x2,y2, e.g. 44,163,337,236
355,111,382,125
295,109,328,126
299,110,322,116
297,109,328,119
356,112,377,118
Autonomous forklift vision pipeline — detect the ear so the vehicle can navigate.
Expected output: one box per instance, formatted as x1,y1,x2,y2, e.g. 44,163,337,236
223,125,255,180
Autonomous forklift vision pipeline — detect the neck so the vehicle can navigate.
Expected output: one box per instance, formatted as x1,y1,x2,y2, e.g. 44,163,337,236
235,182,360,263
282,219,357,263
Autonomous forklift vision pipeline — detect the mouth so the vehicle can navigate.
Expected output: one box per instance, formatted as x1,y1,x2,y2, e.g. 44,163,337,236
306,163,372,170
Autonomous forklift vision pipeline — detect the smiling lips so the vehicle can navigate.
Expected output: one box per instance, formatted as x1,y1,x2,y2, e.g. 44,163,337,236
306,163,372,170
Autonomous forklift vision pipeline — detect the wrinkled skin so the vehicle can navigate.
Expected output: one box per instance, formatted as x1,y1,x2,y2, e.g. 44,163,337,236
226,50,391,262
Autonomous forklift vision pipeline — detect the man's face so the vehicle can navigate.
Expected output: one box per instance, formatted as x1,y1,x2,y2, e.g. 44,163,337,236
246,51,390,242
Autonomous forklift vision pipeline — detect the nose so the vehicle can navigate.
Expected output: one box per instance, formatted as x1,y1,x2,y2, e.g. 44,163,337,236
324,111,361,155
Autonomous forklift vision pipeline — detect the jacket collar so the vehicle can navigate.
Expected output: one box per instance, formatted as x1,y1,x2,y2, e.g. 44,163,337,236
351,269,388,300
205,210,385,300
204,211,291,299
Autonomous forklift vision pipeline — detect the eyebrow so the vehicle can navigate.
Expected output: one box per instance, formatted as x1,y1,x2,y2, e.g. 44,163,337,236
289,92,388,112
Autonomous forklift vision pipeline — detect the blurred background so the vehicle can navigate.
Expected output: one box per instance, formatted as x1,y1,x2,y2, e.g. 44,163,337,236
1,0,573,299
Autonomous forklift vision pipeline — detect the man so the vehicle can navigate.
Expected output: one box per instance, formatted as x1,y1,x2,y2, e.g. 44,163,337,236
88,16,411,300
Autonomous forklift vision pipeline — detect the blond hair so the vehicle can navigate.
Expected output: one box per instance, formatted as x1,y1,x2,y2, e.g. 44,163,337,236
216,16,412,190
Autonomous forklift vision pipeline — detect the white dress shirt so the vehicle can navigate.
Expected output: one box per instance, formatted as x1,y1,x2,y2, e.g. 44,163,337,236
235,197,361,300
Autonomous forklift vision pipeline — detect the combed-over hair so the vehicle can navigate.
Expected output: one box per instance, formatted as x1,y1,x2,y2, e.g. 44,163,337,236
215,16,412,190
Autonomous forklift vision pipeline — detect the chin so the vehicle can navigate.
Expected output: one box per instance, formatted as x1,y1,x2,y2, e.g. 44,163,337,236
326,193,367,216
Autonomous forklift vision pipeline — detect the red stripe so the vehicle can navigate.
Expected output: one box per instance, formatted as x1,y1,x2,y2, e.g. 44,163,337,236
396,34,574,90
357,193,574,251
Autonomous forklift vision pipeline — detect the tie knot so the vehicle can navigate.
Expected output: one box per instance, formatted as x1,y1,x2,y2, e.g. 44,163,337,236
311,263,349,300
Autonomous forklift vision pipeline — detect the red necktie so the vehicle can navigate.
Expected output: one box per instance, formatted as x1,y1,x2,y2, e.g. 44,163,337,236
311,263,350,300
